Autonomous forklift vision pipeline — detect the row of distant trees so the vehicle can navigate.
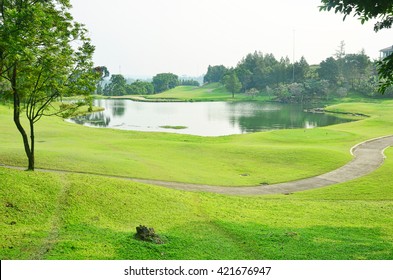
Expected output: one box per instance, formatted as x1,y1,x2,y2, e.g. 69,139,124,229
204,53,311,91
99,72,200,96
204,42,391,102
98,43,387,102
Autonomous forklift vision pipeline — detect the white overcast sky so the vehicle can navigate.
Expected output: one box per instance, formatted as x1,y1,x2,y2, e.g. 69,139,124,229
70,0,392,78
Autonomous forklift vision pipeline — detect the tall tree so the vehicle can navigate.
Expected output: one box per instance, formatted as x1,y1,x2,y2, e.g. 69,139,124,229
126,80,154,95
320,0,393,93
334,40,346,81
223,70,241,98
103,74,127,96
152,73,179,93
293,56,310,82
0,0,98,170
203,65,228,84
95,66,110,95
335,40,346,60
343,52,371,88
318,57,339,85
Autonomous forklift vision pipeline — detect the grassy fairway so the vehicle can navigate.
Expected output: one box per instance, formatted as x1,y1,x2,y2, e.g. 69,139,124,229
139,83,273,102
1,100,393,259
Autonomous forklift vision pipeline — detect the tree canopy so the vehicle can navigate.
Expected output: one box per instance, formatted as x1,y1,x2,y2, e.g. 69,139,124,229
126,80,154,95
320,0,393,93
203,65,228,84
152,73,179,93
104,74,127,96
203,45,381,102
223,70,242,98
0,0,99,170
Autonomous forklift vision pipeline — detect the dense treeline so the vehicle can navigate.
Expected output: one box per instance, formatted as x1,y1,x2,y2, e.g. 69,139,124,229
204,44,392,102
100,72,199,96
97,43,389,101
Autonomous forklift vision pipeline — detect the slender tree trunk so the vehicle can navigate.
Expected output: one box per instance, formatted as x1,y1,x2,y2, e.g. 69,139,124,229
11,65,34,170
28,119,35,170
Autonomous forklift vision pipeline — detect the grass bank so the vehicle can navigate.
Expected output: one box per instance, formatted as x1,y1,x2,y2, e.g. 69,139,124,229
110,83,273,102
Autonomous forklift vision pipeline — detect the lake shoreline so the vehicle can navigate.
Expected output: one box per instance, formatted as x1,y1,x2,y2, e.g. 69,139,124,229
68,98,354,136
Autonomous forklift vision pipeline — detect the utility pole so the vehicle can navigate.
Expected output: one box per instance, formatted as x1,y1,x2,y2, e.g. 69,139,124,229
292,29,296,83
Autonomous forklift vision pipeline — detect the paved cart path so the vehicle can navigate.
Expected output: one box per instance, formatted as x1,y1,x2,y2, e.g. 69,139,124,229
2,135,393,196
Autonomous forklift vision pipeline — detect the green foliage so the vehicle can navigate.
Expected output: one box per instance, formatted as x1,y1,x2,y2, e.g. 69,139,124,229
293,56,310,82
152,73,179,93
126,80,155,95
205,52,310,96
94,66,110,80
223,70,242,98
103,77,155,96
343,52,371,87
236,52,297,90
0,0,99,170
179,79,200,87
274,80,330,103
319,0,393,31
103,74,127,96
317,51,372,92
320,0,393,94
203,44,384,102
318,57,340,84
203,65,228,84
377,54,393,94
226,47,375,102
94,66,110,95
0,78,11,100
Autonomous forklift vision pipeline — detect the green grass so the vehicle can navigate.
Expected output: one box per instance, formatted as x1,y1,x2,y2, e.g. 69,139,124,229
1,149,393,259
1,99,393,259
142,83,273,102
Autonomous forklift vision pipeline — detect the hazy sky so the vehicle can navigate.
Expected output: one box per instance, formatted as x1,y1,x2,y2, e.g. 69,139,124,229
70,0,392,78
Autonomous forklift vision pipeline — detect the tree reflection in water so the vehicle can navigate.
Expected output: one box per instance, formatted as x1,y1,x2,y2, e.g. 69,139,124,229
68,99,353,136
71,112,111,127
112,100,126,117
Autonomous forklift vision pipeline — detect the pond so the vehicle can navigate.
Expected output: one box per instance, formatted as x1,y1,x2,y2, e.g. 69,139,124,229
68,99,352,136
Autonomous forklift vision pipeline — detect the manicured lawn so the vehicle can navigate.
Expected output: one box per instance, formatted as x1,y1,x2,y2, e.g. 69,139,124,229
143,83,272,102
1,150,392,259
1,99,393,259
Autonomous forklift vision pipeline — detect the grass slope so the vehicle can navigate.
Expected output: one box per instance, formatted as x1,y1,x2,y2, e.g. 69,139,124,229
1,100,393,259
143,83,272,102
1,149,392,259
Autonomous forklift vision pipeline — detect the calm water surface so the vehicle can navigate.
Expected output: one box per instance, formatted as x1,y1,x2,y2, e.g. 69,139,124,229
68,99,352,136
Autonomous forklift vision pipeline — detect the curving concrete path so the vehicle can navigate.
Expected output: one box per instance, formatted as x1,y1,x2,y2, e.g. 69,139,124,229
131,135,393,195
2,135,393,196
